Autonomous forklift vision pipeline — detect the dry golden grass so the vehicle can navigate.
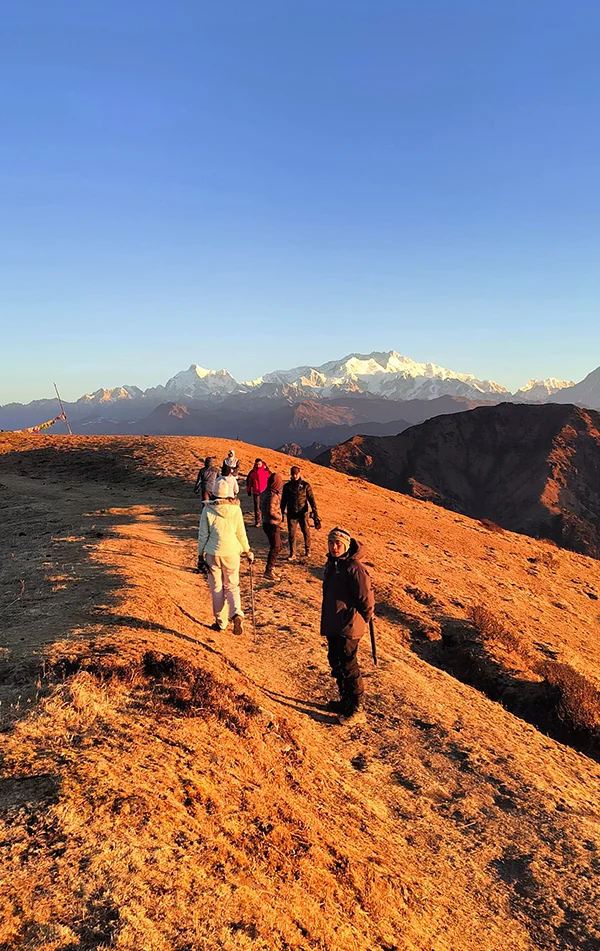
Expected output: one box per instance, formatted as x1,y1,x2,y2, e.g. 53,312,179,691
538,660,600,735
1,433,600,951
467,603,530,659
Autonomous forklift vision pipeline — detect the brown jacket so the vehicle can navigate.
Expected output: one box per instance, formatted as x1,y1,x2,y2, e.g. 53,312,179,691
261,472,284,526
320,539,374,641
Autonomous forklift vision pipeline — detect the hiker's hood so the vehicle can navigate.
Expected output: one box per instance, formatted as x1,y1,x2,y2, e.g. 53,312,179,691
328,537,365,564
206,500,237,518
268,472,283,492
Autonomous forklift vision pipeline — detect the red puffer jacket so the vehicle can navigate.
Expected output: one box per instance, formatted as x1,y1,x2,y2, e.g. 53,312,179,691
246,464,270,495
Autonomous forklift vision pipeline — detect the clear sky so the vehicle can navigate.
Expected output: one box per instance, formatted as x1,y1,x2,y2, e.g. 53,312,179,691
1,0,599,402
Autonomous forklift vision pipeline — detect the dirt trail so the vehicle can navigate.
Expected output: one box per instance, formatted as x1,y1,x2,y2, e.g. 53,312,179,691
1,434,600,951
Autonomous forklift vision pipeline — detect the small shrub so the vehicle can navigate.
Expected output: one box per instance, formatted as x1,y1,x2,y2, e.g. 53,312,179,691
479,519,504,534
538,660,600,733
405,586,435,606
467,604,526,656
533,551,556,569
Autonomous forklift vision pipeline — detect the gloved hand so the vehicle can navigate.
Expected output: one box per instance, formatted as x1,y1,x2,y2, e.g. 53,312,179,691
246,551,255,563
196,554,209,576
314,517,322,531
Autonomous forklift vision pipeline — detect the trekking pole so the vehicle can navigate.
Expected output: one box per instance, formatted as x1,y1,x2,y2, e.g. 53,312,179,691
369,618,378,666
249,560,257,643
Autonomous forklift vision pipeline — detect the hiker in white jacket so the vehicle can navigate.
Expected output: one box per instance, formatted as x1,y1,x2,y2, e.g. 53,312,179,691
197,480,254,634
215,464,240,500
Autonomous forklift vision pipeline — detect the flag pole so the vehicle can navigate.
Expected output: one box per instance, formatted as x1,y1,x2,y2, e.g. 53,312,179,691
53,383,73,435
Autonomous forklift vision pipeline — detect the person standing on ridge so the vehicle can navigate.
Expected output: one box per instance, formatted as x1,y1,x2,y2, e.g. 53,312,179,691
197,480,254,634
223,448,240,474
194,456,220,501
215,462,240,500
246,458,270,526
320,527,374,725
261,471,284,580
281,465,321,561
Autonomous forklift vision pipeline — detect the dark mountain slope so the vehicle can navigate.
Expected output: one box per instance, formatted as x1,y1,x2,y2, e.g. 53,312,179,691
316,402,600,557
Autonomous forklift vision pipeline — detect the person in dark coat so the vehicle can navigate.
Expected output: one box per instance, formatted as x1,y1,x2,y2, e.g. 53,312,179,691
320,527,375,724
246,458,270,526
280,465,321,560
223,449,240,474
261,471,283,580
194,456,221,501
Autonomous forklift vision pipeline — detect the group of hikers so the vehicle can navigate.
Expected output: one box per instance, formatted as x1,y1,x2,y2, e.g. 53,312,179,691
193,450,375,724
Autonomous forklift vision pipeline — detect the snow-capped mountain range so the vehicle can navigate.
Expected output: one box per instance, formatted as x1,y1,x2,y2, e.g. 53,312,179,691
515,378,576,401
74,351,576,406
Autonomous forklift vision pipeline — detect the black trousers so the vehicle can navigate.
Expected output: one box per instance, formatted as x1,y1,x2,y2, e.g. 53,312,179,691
326,635,364,709
287,511,311,555
263,523,281,573
252,493,262,526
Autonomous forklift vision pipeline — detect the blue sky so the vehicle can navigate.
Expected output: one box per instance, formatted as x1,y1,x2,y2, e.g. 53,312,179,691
1,0,599,402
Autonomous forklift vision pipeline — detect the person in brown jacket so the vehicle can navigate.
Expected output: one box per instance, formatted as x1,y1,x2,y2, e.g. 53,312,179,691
261,471,284,580
320,527,375,724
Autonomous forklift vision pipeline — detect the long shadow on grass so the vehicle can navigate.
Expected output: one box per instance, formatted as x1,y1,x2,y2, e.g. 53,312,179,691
370,579,600,764
262,687,338,725
0,441,200,733
410,616,600,764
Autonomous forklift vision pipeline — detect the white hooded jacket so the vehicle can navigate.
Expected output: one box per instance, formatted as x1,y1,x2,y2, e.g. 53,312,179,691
197,500,250,557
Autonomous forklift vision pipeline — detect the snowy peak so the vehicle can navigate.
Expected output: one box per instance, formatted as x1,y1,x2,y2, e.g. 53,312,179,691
77,386,144,404
244,351,509,402
145,365,238,401
67,351,595,409
515,379,575,401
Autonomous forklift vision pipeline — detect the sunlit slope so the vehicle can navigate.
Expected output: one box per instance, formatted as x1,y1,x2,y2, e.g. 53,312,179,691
1,433,599,951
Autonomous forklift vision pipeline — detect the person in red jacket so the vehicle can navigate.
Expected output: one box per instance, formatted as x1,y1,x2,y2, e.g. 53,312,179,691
246,458,270,526
320,527,375,724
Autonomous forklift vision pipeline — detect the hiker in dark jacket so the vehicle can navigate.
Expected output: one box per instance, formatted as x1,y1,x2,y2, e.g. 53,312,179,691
194,457,221,501
222,449,240,475
246,458,270,526
261,471,283,580
281,466,321,560
320,527,375,724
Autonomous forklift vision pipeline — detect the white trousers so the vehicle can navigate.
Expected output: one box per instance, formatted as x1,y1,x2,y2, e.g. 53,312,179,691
206,554,243,627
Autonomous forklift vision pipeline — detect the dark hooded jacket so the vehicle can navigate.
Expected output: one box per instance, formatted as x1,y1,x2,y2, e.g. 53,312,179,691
320,539,374,641
281,478,319,519
195,458,220,497
261,472,284,526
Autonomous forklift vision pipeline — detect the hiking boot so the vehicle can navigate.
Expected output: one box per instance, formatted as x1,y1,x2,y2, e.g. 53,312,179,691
210,621,226,632
287,554,296,562
264,570,281,581
338,704,366,726
232,614,244,636
325,698,345,713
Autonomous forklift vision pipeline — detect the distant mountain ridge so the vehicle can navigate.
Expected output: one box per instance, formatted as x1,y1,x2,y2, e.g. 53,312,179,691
3,349,589,412
316,402,600,558
1,351,598,445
